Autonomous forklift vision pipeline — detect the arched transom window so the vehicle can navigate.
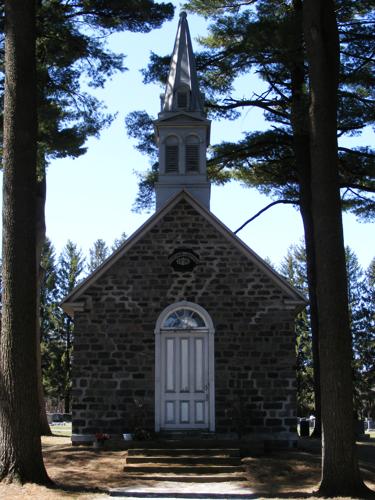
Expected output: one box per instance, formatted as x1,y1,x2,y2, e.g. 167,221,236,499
162,308,206,329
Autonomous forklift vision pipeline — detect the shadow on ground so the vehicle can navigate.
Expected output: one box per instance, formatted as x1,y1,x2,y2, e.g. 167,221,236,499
0,435,374,499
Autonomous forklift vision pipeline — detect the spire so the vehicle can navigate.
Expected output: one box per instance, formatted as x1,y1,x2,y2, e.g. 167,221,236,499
162,11,204,114
154,12,211,211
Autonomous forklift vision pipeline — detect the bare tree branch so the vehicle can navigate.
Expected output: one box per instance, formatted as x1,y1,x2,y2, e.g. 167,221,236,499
345,187,375,200
234,199,298,234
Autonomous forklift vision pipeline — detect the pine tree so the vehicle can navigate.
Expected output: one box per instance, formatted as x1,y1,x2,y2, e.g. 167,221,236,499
128,0,374,216
346,248,366,418
303,0,370,494
0,0,50,484
112,232,128,251
0,1,174,169
57,241,85,413
280,244,314,416
40,239,64,411
88,239,110,273
355,257,375,419
0,0,174,432
281,244,375,424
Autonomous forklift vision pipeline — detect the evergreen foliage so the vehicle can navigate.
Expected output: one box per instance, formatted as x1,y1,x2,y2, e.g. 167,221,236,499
279,244,314,416
112,231,128,251
281,243,375,419
0,0,174,170
40,233,128,409
88,239,110,273
126,0,374,216
40,239,63,407
0,0,174,432
40,240,85,412
347,251,375,419
87,233,128,273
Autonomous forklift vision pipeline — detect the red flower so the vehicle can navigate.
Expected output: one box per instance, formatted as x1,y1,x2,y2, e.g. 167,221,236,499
95,432,110,442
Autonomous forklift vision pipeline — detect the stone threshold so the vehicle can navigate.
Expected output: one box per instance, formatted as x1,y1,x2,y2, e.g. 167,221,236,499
108,484,256,498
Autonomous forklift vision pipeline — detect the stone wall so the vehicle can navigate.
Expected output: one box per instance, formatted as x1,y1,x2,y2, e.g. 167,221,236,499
71,198,297,438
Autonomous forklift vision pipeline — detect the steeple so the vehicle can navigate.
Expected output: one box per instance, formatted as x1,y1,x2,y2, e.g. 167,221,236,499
154,12,211,211
162,11,204,115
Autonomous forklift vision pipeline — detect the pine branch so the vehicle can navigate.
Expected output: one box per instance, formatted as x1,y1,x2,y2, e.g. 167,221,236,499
208,98,289,119
338,147,375,158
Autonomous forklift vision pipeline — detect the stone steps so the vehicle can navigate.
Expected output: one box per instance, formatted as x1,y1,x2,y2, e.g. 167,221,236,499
126,456,241,466
124,464,243,474
127,448,241,457
109,486,255,499
119,473,245,482
108,437,265,455
108,446,253,497
124,447,244,480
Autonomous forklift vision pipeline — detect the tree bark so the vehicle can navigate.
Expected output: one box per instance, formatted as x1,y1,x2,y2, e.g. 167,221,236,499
0,0,50,484
290,0,321,437
303,0,371,495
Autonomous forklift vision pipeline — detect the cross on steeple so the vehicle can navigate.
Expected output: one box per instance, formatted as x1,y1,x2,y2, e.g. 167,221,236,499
154,12,211,210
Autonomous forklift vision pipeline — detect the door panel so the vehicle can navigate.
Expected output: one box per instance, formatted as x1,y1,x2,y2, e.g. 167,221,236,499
180,401,189,423
165,338,175,392
195,400,205,423
194,338,204,392
160,331,209,429
180,338,189,392
165,401,175,423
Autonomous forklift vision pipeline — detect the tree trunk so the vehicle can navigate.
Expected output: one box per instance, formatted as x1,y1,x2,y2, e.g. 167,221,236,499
303,0,370,495
290,0,321,436
36,176,52,436
300,210,322,437
0,0,50,484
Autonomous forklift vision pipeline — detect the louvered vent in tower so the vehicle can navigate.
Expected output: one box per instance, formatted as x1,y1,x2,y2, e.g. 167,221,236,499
185,136,199,172
165,136,179,173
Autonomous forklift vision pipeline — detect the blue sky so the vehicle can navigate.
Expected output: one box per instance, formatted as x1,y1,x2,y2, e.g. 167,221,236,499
3,5,374,270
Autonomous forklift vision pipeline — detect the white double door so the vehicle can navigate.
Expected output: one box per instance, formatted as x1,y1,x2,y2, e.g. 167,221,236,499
160,330,210,429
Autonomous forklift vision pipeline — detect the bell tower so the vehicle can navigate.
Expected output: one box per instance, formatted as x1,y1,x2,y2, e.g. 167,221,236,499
154,12,211,210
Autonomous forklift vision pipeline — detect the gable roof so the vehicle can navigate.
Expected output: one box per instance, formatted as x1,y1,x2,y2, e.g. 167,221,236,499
62,190,306,316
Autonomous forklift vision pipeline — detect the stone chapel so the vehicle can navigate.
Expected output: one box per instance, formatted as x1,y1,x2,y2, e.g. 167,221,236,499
62,12,306,446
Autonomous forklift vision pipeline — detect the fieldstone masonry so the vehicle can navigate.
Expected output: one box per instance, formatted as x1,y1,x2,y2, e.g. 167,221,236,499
69,197,300,440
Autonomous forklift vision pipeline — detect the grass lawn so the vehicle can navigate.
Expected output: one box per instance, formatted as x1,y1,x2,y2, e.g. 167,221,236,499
0,435,374,499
